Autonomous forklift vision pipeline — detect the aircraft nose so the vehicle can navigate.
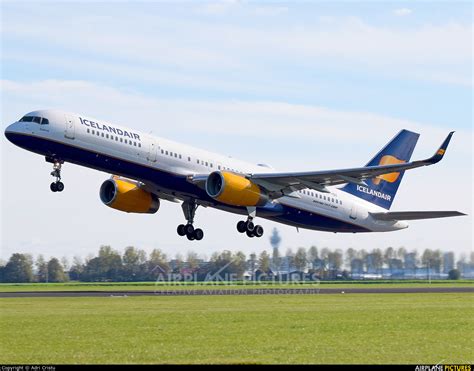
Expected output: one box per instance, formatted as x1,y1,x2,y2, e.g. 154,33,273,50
4,121,21,143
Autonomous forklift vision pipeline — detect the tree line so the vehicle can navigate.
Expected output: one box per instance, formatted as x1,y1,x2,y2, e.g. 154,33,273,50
1,243,472,283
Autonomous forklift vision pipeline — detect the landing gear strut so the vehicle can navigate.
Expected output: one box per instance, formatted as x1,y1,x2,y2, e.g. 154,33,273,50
236,207,264,238
177,199,204,241
49,160,64,192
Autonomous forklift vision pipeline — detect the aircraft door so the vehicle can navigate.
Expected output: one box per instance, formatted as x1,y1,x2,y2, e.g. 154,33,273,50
65,115,76,139
349,204,357,220
147,139,158,162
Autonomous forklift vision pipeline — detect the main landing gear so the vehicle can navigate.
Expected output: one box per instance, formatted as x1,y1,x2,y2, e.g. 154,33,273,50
49,160,64,193
177,199,204,241
236,207,264,238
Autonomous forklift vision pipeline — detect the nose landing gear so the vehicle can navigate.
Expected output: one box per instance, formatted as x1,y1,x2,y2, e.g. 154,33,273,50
49,160,64,192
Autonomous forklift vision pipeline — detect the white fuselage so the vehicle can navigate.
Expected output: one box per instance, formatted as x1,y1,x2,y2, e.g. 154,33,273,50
4,109,408,233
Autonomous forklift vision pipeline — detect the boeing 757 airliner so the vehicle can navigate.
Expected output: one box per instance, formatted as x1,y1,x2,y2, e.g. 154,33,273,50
4,110,465,241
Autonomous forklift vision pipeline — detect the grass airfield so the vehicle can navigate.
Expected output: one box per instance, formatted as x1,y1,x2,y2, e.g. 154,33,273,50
1,288,473,364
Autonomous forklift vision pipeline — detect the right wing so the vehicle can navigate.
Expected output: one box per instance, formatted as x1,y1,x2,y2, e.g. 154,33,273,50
370,211,466,221
248,131,455,197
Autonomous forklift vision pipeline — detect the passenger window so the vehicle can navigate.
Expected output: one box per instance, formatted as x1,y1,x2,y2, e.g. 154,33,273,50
87,128,90,133
96,131,99,136
205,162,208,166
106,134,109,139
165,151,168,155
120,138,123,143
197,159,200,164
92,130,95,135
138,143,141,147
188,156,191,162
115,136,118,141
134,142,137,146
102,133,105,137
174,153,177,158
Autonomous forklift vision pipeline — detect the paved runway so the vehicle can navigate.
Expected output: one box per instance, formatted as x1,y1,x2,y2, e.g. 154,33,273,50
1,286,472,297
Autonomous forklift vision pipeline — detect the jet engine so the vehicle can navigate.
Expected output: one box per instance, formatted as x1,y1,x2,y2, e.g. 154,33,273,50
205,171,268,207
99,178,160,214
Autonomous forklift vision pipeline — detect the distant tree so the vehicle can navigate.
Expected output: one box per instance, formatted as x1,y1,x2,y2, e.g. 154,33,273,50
172,253,185,273
320,247,330,262
258,251,271,273
60,257,70,272
232,251,247,279
207,250,240,280
285,248,295,271
448,269,461,280
345,248,356,274
422,249,433,269
397,247,407,261
384,247,395,272
431,250,442,273
69,256,84,281
294,248,307,271
371,249,383,274
148,249,169,278
47,258,67,282
186,251,201,271
456,253,467,273
2,253,34,283
122,246,142,281
327,250,343,276
81,245,122,281
308,246,319,262
35,255,48,282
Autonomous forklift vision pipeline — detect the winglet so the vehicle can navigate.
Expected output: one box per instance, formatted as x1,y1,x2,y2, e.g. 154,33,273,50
426,131,454,164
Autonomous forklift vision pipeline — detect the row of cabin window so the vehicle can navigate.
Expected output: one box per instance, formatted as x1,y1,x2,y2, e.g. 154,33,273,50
86,128,141,147
301,189,342,205
161,149,182,160
160,149,239,173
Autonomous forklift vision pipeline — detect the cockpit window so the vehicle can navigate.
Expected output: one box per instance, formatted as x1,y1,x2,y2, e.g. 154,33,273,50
20,116,49,125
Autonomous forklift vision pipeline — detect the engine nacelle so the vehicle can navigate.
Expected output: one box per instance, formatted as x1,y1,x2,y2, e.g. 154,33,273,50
205,171,268,207
99,178,160,214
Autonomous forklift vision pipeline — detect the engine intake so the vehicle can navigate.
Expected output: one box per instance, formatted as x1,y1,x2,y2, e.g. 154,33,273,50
206,171,268,207
100,178,160,214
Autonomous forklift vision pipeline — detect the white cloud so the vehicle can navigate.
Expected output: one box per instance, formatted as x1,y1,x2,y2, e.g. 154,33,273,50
394,8,413,17
2,8,471,86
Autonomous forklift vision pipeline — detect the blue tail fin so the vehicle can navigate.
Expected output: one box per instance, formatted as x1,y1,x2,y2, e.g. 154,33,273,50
341,129,419,209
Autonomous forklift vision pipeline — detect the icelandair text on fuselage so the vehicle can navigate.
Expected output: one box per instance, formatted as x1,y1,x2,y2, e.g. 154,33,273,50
356,185,392,201
79,117,141,141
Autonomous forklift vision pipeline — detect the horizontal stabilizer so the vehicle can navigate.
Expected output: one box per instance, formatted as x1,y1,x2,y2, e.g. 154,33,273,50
370,211,466,221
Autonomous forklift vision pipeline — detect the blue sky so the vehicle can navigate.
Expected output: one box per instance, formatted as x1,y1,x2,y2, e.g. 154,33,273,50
1,1,472,262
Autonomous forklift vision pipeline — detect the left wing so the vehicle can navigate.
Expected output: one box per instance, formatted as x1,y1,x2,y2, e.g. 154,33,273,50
249,132,454,196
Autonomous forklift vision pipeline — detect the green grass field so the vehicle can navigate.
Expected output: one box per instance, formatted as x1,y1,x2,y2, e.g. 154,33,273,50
1,293,473,364
1,280,472,292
